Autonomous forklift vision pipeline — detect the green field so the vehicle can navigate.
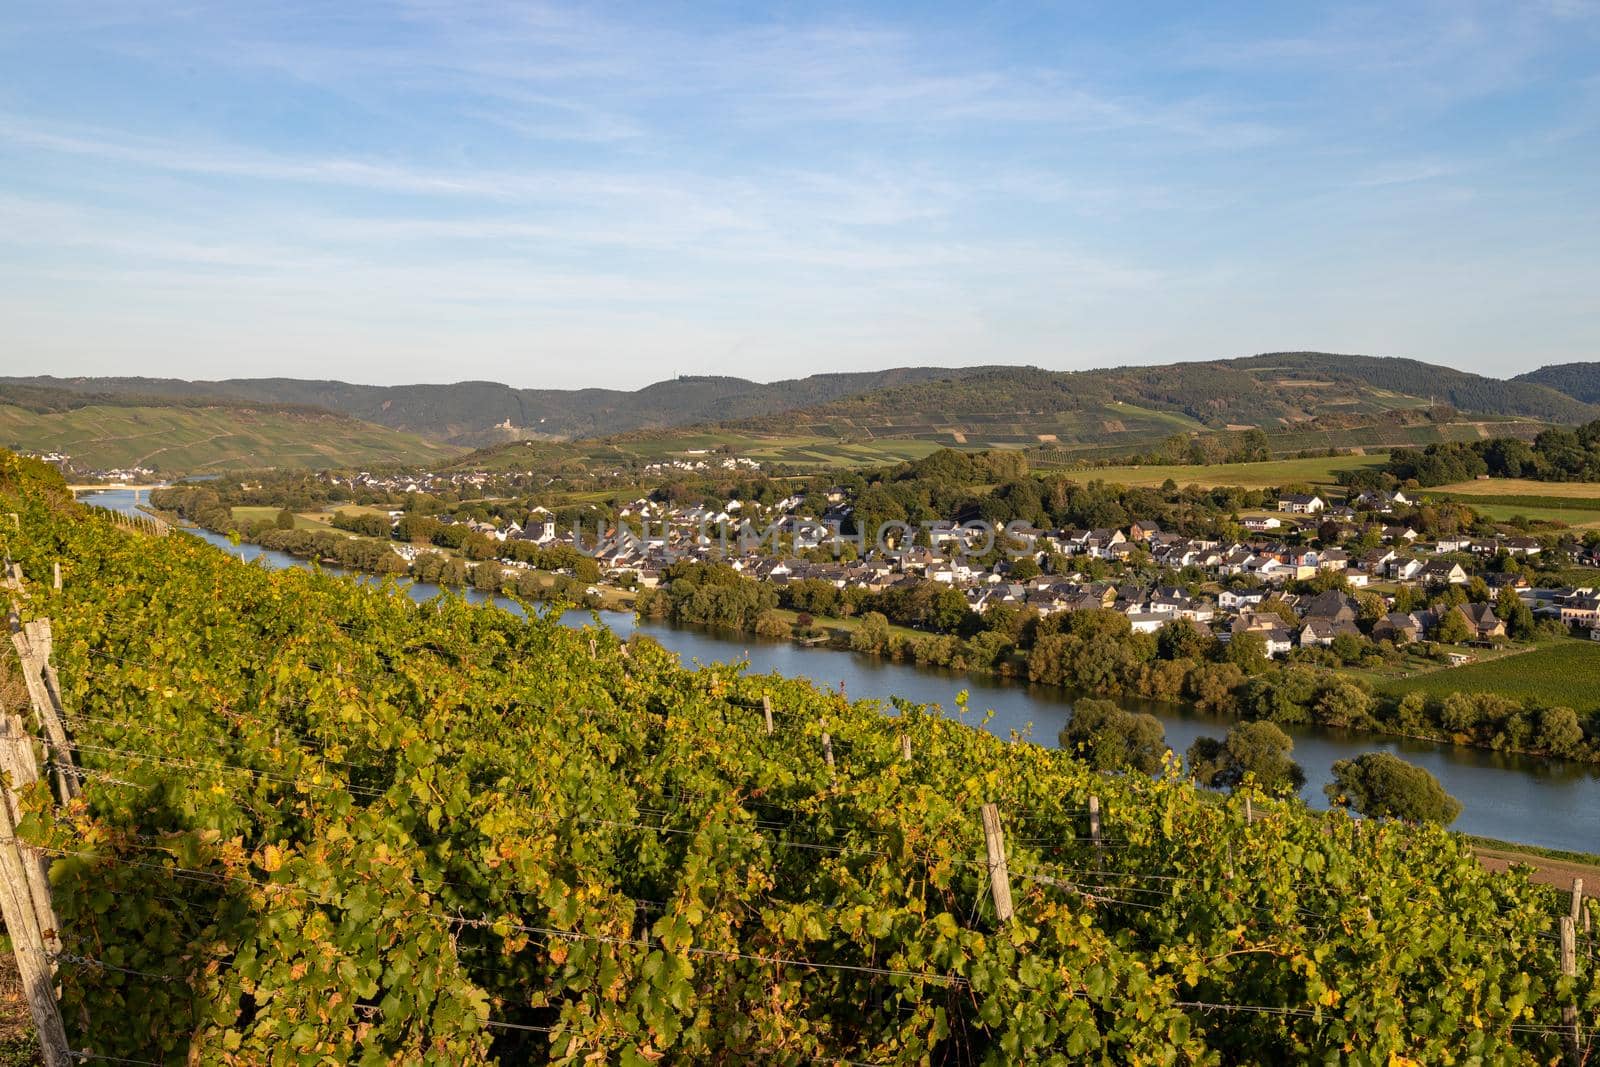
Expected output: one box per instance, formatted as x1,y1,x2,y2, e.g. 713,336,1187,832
1058,454,1385,490
1416,479,1600,528
1382,640,1600,711
230,505,328,531
0,403,461,473
1439,501,1600,528
1430,478,1600,499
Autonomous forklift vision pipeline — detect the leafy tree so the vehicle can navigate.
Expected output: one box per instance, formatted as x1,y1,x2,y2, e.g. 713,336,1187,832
1313,677,1373,728
1009,556,1042,581
754,610,790,639
274,508,296,530
1242,667,1320,725
1535,705,1586,757
1187,661,1245,712
1494,586,1536,640
848,612,892,655
1057,698,1166,775
1325,753,1461,825
1328,632,1366,666
1432,609,1473,645
1222,632,1269,674
1157,617,1212,661
1187,721,1305,796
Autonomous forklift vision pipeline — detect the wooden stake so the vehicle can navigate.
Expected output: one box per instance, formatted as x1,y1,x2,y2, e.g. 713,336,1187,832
1244,796,1253,824
32,621,67,738
9,626,78,802
0,788,70,1067
762,695,774,735
1088,795,1103,849
820,730,835,777
51,562,60,592
0,715,60,965
1570,877,1584,925
0,712,69,1067
980,802,1014,923
1560,915,1579,1065
900,734,911,762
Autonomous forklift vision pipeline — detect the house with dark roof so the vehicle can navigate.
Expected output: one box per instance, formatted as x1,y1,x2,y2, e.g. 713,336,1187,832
1277,493,1325,514
1372,612,1426,644
1455,602,1505,639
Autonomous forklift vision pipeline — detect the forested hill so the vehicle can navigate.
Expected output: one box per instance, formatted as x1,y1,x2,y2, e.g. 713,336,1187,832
9,353,1594,452
1231,352,1596,422
764,353,1597,430
1,368,987,447
1515,363,1600,405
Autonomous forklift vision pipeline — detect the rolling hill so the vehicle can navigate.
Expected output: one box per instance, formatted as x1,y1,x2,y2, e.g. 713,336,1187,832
10,353,1594,474
1,368,985,447
0,384,461,473
444,353,1598,472
1514,363,1600,405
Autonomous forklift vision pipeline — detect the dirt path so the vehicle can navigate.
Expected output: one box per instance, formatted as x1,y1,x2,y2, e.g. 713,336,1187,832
1474,846,1600,889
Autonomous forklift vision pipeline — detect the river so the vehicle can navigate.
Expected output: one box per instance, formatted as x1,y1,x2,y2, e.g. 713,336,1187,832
80,489,1599,852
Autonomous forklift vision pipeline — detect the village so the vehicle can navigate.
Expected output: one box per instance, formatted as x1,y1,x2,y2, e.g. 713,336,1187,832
303,473,1600,658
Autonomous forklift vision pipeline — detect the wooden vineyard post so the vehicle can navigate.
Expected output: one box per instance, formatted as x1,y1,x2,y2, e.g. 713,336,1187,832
762,695,774,736
31,621,67,743
1571,878,1584,925
1244,796,1252,825
1088,796,1103,849
900,734,912,762
51,562,60,592
0,715,61,963
820,726,835,779
980,803,1014,923
0,716,70,1067
1559,915,1579,1065
9,621,79,802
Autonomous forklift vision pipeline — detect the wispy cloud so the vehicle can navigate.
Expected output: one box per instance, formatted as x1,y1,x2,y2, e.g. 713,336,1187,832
1,1,1597,384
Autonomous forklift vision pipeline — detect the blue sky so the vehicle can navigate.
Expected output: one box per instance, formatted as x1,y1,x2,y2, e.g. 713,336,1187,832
2,2,1597,388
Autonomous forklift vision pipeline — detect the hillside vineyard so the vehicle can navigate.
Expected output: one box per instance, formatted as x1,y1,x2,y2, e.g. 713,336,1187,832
0,450,1595,1063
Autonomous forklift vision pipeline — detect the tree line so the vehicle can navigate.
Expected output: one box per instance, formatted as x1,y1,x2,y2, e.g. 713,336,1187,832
1369,420,1600,485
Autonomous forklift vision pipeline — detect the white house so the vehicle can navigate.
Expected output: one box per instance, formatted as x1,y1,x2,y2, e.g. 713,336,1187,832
1277,494,1326,514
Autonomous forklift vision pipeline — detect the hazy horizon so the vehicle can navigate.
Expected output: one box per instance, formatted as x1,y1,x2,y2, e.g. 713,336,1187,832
3,349,1584,395
4,2,1598,388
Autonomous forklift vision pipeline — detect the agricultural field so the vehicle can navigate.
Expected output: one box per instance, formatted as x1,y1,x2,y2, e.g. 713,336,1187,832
1445,501,1600,529
0,402,460,473
228,505,327,531
1382,640,1600,711
1055,454,1386,490
1428,478,1600,499
1390,479,1600,528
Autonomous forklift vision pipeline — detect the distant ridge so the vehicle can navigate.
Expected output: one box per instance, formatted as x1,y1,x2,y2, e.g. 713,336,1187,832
7,353,1593,447
7,353,1595,472
0,368,983,447
1513,363,1600,405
